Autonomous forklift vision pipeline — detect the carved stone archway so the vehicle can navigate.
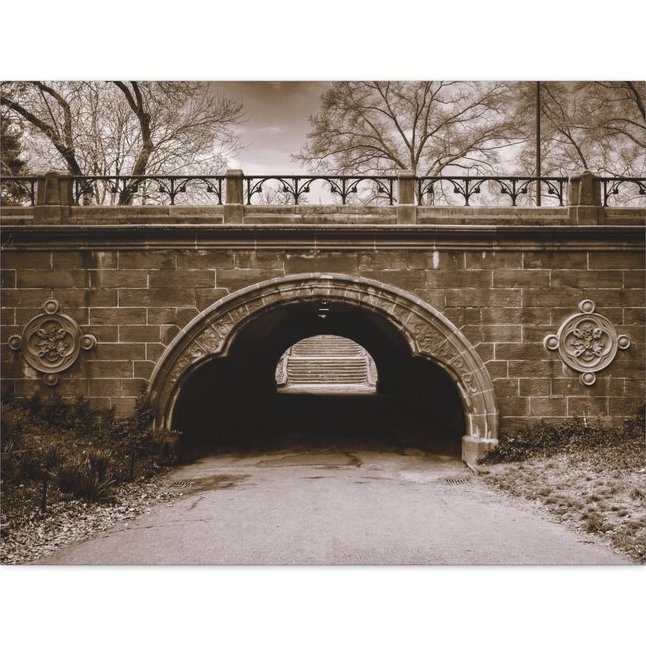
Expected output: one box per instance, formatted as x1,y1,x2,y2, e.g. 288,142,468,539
148,273,499,462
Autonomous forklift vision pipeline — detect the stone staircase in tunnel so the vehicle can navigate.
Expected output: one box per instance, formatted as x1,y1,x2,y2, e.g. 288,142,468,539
276,335,377,394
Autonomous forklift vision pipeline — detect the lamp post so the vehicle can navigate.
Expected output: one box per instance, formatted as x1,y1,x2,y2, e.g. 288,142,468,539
536,81,542,206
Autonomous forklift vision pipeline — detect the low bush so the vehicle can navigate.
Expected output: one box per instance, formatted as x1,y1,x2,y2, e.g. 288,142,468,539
57,449,115,502
480,405,644,464
1,391,177,510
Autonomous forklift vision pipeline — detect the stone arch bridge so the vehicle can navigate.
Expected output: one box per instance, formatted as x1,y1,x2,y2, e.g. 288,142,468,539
1,170,644,462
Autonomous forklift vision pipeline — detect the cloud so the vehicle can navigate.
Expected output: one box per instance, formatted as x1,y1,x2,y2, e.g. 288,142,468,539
210,81,331,172
256,126,285,135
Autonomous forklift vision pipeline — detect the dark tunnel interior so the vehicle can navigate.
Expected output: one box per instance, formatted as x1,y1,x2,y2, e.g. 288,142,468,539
172,302,465,458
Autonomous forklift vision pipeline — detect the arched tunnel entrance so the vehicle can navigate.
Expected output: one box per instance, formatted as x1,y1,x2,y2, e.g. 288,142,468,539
149,274,499,463
172,301,465,458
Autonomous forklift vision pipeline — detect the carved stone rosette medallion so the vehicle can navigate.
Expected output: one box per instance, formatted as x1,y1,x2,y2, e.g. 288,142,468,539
8,299,97,386
544,299,630,386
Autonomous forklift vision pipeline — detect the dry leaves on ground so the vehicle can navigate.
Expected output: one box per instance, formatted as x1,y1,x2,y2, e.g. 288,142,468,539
480,439,645,563
1,477,181,565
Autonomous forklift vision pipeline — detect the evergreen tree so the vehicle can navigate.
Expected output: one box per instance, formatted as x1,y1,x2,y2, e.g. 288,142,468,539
1,114,30,204
1,114,28,174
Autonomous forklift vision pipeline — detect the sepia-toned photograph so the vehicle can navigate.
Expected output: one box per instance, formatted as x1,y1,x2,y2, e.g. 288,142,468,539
2,2,646,644
1,79,644,569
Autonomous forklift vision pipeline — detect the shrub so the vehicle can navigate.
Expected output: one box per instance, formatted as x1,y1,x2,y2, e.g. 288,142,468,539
1,391,171,509
57,449,115,502
480,405,645,464
2,439,69,511
85,447,113,481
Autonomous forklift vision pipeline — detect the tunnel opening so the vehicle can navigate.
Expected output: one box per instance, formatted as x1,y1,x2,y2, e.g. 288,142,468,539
171,301,465,459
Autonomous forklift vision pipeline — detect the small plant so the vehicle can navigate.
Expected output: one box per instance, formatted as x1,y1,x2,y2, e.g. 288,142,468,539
85,448,113,481
7,438,67,511
582,511,607,533
57,449,115,502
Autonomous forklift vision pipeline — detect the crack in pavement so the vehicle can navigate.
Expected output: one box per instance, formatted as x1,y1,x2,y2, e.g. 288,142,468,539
188,495,205,511
119,518,211,531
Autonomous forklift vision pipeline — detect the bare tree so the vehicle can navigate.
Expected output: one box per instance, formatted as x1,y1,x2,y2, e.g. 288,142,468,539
580,81,645,176
513,81,646,177
293,81,521,176
1,82,85,175
1,81,245,203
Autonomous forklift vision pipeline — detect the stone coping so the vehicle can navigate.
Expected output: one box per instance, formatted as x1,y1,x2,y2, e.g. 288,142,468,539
2,223,643,252
2,204,642,227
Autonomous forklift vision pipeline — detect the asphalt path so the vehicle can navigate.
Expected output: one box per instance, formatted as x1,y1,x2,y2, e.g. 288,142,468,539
36,450,631,565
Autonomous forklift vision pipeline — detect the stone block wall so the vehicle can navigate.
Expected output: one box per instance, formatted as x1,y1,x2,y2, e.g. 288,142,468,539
1,223,644,432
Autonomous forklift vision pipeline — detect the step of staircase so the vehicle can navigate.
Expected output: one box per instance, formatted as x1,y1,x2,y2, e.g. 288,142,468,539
287,360,369,383
278,335,376,392
291,336,363,357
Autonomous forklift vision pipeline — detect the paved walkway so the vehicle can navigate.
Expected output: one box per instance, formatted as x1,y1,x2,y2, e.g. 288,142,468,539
37,450,631,565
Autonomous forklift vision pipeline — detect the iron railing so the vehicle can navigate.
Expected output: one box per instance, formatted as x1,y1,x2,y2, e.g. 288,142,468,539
2,173,646,208
415,176,569,206
71,175,225,206
243,175,397,206
599,177,646,207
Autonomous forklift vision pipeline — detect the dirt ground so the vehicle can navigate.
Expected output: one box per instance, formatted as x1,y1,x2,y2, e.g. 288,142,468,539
0,477,180,565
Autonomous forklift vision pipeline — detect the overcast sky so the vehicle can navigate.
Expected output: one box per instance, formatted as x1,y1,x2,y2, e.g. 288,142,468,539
211,82,331,174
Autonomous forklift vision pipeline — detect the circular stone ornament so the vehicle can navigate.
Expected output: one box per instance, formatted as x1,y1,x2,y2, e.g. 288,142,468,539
617,335,631,350
43,373,59,386
23,312,82,373
578,299,596,314
544,300,631,386
7,300,97,386
8,335,22,351
80,334,97,351
43,299,61,314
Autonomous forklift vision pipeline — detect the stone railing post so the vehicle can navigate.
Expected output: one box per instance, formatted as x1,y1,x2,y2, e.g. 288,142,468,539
224,169,244,224
568,170,603,224
35,171,73,223
396,170,417,224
